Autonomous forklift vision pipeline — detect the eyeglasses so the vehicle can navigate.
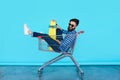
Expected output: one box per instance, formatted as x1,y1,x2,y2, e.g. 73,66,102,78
68,23,75,27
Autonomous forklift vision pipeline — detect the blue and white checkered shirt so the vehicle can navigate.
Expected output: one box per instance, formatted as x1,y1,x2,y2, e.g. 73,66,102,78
59,29,77,52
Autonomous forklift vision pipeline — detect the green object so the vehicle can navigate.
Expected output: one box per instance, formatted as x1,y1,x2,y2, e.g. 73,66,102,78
49,25,57,28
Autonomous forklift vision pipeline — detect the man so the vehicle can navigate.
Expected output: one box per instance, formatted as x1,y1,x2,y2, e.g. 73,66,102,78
27,18,84,52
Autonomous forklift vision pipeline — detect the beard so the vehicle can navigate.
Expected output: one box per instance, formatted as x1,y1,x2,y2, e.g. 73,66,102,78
67,27,75,32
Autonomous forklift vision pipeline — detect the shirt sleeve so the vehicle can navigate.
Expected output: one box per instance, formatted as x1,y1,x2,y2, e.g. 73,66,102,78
62,29,68,34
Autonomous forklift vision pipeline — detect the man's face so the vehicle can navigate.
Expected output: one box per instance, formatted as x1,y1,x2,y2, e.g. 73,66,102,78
68,21,77,31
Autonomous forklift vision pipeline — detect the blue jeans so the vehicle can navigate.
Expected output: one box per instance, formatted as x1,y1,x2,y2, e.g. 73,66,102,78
33,28,63,52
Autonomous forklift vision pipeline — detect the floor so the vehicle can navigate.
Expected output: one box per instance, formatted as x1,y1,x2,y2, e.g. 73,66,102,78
0,65,120,80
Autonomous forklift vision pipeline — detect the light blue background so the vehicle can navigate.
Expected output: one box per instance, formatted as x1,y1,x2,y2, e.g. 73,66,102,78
0,0,120,65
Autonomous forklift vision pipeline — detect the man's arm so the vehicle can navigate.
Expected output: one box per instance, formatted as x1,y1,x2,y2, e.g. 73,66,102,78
78,30,84,34
56,39,61,44
57,25,68,34
56,24,62,30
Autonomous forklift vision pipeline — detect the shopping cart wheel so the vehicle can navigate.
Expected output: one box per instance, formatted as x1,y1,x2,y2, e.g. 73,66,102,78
81,72,84,80
76,70,84,80
38,71,43,78
79,71,84,80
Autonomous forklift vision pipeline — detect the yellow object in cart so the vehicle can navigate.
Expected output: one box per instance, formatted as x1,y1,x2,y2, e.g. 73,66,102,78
48,20,57,50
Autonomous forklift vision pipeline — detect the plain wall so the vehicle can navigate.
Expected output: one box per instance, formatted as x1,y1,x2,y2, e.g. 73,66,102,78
0,0,120,65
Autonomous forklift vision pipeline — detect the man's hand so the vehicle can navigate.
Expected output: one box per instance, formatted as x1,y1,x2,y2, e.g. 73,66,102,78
56,25,62,30
56,39,61,44
78,30,84,34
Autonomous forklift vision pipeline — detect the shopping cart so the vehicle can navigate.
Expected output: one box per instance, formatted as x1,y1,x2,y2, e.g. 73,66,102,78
38,31,84,80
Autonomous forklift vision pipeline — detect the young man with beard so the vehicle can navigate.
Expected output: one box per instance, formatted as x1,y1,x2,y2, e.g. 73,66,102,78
27,18,84,52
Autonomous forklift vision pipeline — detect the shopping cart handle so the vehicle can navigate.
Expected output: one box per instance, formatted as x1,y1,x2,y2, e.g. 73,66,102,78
38,36,42,39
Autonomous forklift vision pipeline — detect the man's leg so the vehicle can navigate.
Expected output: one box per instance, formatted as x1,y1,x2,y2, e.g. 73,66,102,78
56,28,63,41
33,32,61,52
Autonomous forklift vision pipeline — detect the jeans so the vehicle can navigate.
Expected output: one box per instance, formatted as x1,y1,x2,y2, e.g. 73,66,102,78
33,28,63,52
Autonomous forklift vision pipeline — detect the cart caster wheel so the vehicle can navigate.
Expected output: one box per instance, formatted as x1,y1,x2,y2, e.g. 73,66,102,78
38,71,43,78
38,71,42,75
81,72,84,80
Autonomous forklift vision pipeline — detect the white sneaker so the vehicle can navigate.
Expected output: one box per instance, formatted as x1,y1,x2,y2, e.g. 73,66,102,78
24,24,31,35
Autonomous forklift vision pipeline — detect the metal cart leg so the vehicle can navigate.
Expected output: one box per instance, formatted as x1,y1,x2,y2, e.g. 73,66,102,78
38,54,65,72
67,54,84,80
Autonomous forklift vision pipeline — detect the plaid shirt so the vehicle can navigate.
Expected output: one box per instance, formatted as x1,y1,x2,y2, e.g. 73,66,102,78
59,29,77,52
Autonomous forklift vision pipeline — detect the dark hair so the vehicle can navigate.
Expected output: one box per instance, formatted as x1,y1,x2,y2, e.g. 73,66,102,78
70,18,79,26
